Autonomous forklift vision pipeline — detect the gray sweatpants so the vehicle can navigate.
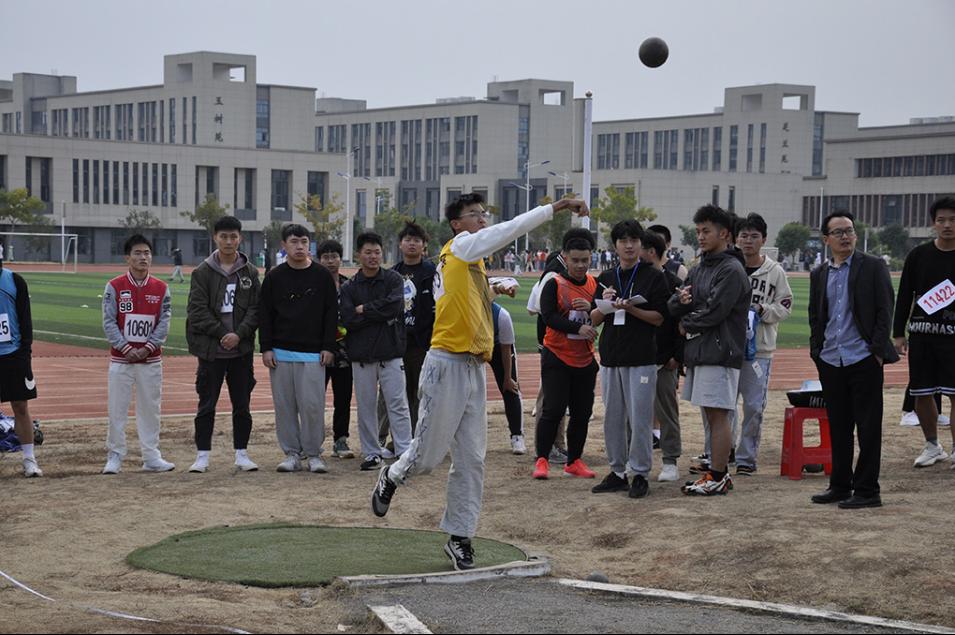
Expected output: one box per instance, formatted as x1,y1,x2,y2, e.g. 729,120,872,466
601,365,657,478
388,349,487,538
702,357,772,466
269,361,325,457
353,358,413,459
654,366,682,465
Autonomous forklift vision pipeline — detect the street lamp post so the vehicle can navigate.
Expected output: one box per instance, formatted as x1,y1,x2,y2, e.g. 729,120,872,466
338,146,361,263
524,159,550,251
548,170,571,197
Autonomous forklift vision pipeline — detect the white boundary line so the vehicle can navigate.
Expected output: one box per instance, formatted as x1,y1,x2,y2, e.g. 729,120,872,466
368,604,432,634
0,568,251,634
34,330,190,353
558,579,955,634
341,558,550,588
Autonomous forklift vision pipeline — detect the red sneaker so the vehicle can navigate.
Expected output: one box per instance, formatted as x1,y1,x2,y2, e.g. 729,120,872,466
533,457,550,479
563,459,596,478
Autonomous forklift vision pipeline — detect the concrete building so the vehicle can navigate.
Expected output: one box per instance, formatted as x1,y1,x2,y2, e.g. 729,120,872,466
1,51,953,263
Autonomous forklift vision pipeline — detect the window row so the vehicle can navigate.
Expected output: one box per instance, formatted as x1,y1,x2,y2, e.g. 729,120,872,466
856,154,955,178
72,159,177,208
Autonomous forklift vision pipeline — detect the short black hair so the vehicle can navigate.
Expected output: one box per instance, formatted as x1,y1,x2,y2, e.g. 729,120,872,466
213,216,242,234
642,231,667,259
124,234,153,255
736,212,768,238
561,227,595,252
821,211,855,235
930,196,955,222
693,204,735,234
646,224,672,245
398,220,429,243
356,231,383,250
445,192,485,223
611,219,644,244
316,239,343,257
281,224,310,241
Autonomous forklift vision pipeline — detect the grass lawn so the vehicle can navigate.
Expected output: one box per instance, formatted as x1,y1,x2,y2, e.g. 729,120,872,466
20,270,894,354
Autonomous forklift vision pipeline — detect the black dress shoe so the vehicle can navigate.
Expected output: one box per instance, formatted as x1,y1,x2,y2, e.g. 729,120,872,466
838,494,882,509
810,489,851,504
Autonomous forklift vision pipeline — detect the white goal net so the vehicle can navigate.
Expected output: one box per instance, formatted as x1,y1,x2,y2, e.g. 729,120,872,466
0,231,79,273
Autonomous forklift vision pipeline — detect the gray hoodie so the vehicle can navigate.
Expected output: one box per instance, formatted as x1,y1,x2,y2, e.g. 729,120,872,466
668,249,752,369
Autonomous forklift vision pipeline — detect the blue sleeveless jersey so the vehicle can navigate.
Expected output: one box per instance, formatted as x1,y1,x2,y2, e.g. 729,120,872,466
0,268,22,355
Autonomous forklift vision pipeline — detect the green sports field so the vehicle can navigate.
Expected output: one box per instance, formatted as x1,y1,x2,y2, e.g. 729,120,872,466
19,269,841,354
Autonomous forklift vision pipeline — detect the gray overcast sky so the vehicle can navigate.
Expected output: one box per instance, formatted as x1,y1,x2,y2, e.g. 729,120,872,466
2,0,952,127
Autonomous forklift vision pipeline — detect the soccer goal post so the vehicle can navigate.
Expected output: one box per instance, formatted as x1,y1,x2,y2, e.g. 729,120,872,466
0,231,79,273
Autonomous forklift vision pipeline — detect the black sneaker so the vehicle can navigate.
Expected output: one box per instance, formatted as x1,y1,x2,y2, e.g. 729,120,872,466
628,475,649,499
360,455,382,471
736,465,756,476
371,465,397,517
591,472,629,493
444,536,475,570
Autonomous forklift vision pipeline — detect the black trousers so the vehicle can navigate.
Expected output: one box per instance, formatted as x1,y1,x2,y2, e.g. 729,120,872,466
536,347,598,463
194,354,255,451
816,356,883,497
324,364,353,441
490,344,523,437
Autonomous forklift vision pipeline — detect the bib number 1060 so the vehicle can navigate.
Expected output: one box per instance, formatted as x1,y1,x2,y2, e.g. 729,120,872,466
124,314,154,343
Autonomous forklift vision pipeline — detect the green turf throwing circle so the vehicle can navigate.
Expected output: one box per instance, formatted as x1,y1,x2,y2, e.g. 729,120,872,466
127,524,527,587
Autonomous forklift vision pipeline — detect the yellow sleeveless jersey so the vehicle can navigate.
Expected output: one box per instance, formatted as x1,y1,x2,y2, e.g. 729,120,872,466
430,238,495,360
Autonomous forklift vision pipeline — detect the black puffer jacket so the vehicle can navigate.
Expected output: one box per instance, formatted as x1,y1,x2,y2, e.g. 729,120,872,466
339,268,406,362
667,249,752,369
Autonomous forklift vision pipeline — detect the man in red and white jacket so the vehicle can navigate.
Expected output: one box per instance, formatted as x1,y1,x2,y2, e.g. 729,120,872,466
101,234,173,474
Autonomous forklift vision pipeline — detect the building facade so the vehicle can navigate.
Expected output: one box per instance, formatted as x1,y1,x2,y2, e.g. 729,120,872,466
1,51,953,263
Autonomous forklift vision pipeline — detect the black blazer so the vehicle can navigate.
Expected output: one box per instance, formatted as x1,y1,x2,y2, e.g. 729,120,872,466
808,250,899,364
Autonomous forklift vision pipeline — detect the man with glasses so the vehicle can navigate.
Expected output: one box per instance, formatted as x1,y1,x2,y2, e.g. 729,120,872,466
893,197,955,470
809,212,898,509
259,224,338,474
371,192,589,570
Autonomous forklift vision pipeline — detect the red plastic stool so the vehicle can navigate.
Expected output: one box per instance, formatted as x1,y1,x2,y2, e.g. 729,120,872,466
780,407,833,480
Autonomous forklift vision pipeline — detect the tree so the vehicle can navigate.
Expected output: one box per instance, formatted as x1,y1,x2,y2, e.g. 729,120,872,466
0,188,49,229
591,186,656,244
529,194,574,252
294,193,344,243
775,222,812,259
180,193,229,234
679,224,699,250
118,209,162,234
854,220,881,254
878,224,910,259
373,207,414,262
262,220,285,253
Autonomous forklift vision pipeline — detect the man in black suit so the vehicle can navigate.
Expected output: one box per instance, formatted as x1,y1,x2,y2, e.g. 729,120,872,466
808,211,898,509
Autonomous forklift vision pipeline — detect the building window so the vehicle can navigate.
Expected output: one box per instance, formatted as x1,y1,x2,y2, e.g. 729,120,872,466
712,185,719,206
377,121,398,177
92,160,99,204
83,159,89,204
182,97,188,145
425,188,440,220
314,126,324,152
169,98,175,144
759,122,767,173
159,100,164,143
728,185,736,212
161,164,168,207
328,124,347,153
351,123,371,177
123,162,129,205
356,190,367,224
255,88,269,148
812,113,825,176
132,162,139,205
103,160,109,204
746,124,754,172
171,164,177,207
728,125,738,172
597,133,620,170
72,159,79,203
307,171,326,207
271,169,290,211
152,164,158,207
684,128,709,171
517,106,530,178
192,96,198,145
401,119,423,181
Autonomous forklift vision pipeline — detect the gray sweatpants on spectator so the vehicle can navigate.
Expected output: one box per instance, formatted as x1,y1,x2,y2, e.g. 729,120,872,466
601,365,657,478
353,358,412,459
654,366,682,465
702,358,771,466
270,361,325,457
388,349,487,538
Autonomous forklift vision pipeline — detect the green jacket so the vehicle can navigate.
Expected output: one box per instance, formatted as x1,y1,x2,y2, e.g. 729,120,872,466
186,252,260,361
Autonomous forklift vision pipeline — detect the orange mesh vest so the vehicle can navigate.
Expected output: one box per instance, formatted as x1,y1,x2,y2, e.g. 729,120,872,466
543,274,597,368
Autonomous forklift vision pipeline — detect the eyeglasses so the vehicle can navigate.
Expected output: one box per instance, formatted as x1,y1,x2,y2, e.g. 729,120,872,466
825,228,856,238
458,211,491,220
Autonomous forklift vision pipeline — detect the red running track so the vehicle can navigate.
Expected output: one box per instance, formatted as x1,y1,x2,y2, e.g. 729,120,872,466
23,342,908,422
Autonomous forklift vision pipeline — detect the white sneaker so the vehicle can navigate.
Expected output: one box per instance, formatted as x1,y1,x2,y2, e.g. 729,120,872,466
939,414,951,427
277,453,301,472
189,453,210,473
913,441,948,468
899,411,921,427
657,463,680,482
308,456,328,473
234,451,258,472
102,451,122,474
511,435,527,455
143,457,175,472
380,447,396,460
22,457,42,478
